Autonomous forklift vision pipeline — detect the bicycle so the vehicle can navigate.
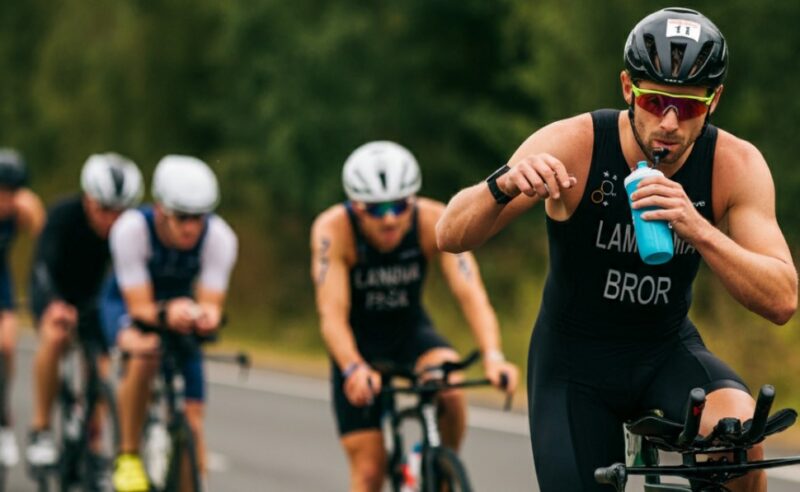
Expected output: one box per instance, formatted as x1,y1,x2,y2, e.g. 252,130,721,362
372,350,511,492
0,350,8,492
595,384,800,491
126,321,249,492
29,336,120,492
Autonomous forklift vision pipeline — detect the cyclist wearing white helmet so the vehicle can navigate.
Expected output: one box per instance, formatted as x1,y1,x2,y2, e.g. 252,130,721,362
0,148,45,467
27,153,143,484
102,155,237,492
311,141,519,492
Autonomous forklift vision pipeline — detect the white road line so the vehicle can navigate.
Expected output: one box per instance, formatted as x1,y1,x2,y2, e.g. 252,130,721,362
207,451,230,473
766,463,800,483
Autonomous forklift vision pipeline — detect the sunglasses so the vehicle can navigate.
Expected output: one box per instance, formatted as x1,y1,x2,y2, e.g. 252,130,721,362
169,211,206,223
363,199,411,218
631,84,715,121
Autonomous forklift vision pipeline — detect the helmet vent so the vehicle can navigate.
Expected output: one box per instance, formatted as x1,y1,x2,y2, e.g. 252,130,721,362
689,41,714,77
110,166,125,195
671,43,687,78
643,34,661,74
378,170,387,190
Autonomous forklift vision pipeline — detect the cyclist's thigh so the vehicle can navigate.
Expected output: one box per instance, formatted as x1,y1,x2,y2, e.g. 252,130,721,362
181,349,205,402
528,327,626,492
397,321,452,368
76,307,110,355
330,362,382,436
0,266,14,312
641,322,749,422
99,279,128,348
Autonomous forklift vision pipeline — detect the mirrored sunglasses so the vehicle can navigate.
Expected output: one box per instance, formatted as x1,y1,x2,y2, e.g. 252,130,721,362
632,84,715,121
363,199,411,218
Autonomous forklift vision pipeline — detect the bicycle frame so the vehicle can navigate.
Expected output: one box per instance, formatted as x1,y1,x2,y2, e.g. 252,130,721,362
54,339,119,491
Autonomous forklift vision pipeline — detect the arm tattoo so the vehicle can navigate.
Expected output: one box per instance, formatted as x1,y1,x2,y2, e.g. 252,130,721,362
456,254,472,281
316,237,331,285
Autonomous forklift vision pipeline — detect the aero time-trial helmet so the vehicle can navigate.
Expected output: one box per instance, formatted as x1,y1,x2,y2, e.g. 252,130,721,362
152,155,219,214
81,153,144,209
342,141,421,203
624,7,728,88
0,148,28,190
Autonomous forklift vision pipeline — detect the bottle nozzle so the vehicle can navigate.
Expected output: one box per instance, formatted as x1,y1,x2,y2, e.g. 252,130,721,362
653,148,669,166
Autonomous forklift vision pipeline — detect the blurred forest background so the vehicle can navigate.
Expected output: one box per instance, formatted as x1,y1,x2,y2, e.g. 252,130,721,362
2,1,800,404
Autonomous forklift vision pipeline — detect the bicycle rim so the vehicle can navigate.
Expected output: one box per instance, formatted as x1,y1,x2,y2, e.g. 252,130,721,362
423,447,472,492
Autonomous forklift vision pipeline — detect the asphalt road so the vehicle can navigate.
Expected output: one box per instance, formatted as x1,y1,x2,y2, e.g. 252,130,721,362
2,337,800,491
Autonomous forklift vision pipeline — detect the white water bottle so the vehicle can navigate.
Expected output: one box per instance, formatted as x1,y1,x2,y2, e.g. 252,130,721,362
145,421,170,488
64,403,84,441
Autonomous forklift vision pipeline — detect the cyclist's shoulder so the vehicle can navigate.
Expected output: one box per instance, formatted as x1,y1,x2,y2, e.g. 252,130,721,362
512,112,595,165
714,129,767,171
113,208,148,234
311,203,350,236
415,197,444,230
204,214,238,248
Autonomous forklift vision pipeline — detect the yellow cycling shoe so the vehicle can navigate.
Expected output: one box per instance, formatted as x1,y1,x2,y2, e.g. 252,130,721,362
112,453,149,492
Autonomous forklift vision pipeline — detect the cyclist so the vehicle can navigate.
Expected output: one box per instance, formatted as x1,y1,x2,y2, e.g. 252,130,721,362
0,148,45,466
103,155,237,492
435,8,797,492
311,141,519,492
26,153,144,481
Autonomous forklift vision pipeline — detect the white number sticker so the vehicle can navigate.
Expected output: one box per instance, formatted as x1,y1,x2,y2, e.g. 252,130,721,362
666,19,702,42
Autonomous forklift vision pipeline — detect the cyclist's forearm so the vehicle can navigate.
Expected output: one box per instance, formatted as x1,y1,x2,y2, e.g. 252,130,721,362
695,227,797,324
460,295,503,356
320,321,364,371
436,183,505,253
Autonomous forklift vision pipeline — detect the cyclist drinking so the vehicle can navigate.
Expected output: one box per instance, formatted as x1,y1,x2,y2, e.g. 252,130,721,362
435,8,797,492
103,155,237,492
26,153,144,482
0,148,45,466
311,141,519,492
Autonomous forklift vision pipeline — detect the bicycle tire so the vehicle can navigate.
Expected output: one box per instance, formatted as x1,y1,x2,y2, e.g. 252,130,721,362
164,418,202,492
422,447,472,492
57,379,82,491
78,379,119,492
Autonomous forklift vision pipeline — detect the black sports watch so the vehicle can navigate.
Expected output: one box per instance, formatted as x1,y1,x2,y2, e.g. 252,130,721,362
485,165,514,204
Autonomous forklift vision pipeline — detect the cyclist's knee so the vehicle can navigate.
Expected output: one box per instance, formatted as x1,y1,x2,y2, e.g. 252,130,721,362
351,460,384,491
38,317,71,349
184,401,204,435
437,386,466,414
117,328,158,352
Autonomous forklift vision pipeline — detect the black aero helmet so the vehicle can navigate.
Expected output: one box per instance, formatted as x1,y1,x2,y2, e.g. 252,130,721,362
624,7,727,88
0,148,28,189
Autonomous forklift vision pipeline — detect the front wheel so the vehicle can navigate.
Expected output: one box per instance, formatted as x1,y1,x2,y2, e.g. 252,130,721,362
422,447,471,492
164,418,202,492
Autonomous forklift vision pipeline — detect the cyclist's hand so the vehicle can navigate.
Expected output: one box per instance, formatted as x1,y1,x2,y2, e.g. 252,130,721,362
343,364,381,407
45,300,78,330
497,154,577,201
484,359,519,395
629,175,705,241
194,303,221,335
165,297,198,334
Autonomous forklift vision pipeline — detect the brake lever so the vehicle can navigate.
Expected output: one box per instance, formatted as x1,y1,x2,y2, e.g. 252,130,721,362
499,372,513,411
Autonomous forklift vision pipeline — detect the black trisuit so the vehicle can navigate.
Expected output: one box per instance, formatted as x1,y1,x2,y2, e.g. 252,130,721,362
528,110,747,491
29,195,112,351
331,204,451,435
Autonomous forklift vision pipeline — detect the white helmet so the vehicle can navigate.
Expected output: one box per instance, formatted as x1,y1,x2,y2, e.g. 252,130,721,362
152,155,219,214
342,141,421,202
81,153,144,209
